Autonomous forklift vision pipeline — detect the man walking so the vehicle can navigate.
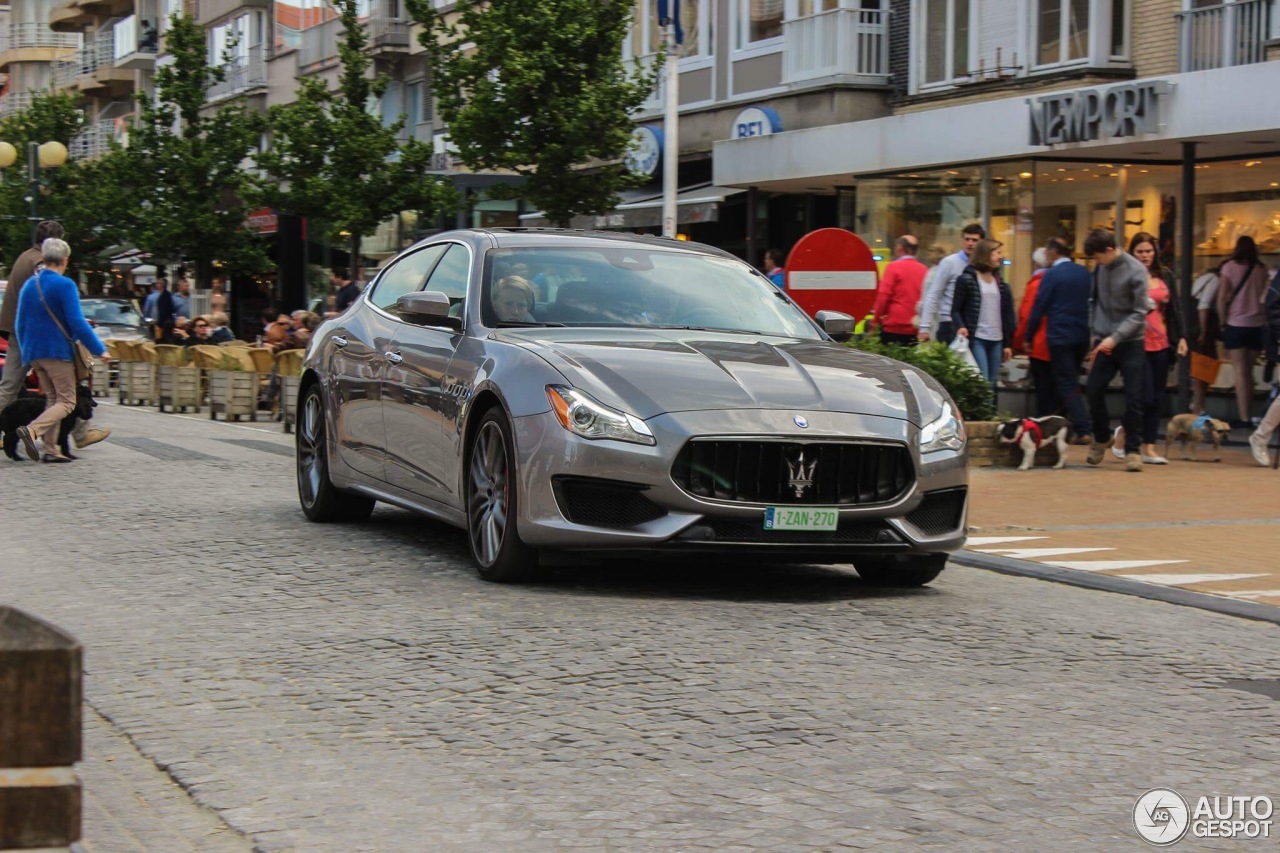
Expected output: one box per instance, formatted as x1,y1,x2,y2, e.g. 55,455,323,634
918,223,985,344
331,269,361,316
762,249,787,289
0,221,110,448
1025,238,1093,443
872,235,926,345
0,221,64,411
1081,229,1153,472
172,276,191,319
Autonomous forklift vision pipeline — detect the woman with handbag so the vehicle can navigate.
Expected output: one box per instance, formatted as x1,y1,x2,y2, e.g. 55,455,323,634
1217,236,1269,429
12,238,105,462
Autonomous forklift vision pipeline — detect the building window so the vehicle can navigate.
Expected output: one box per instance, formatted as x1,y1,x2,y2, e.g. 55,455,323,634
1110,0,1127,57
921,0,971,85
737,0,784,48
627,0,710,60
1036,0,1091,66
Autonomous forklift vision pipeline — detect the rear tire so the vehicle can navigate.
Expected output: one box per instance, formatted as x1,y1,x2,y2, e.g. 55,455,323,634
467,409,539,582
296,383,375,523
856,555,946,587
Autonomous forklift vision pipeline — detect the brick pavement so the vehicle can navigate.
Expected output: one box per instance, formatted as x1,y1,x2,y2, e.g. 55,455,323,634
966,445,1280,606
0,400,1278,850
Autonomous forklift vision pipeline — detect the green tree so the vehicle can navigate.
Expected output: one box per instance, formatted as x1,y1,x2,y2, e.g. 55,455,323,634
0,91,132,274
126,12,268,286
408,0,657,227
258,0,454,278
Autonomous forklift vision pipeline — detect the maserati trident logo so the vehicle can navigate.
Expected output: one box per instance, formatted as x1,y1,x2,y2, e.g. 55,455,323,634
786,451,817,498
793,415,809,428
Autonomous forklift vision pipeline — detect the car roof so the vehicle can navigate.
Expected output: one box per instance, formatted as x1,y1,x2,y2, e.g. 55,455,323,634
425,228,741,262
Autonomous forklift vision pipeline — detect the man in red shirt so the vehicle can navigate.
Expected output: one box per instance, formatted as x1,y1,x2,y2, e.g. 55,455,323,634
872,235,926,345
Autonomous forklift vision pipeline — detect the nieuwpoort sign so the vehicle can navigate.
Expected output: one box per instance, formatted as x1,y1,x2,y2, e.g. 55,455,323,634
1028,80,1170,146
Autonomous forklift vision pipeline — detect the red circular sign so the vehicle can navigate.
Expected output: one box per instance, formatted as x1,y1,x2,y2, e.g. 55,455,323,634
784,228,879,321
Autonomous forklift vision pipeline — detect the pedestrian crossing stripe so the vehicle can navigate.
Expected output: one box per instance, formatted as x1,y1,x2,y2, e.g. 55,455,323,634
1044,560,1189,571
976,547,1114,559
965,536,1049,546
1115,573,1267,587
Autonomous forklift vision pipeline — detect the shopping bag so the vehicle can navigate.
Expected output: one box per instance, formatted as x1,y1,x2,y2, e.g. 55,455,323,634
949,335,981,374
1190,351,1220,385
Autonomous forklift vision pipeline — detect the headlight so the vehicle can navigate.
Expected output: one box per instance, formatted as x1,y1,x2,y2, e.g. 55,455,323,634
920,404,965,454
546,385,655,446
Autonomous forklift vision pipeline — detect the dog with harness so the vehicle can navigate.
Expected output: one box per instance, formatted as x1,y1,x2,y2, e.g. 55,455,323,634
998,415,1071,470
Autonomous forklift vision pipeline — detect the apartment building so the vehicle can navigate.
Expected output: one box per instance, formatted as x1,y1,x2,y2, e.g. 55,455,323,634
0,0,78,118
715,0,1280,292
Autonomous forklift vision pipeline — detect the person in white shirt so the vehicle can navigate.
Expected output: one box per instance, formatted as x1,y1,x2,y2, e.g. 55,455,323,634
918,223,986,344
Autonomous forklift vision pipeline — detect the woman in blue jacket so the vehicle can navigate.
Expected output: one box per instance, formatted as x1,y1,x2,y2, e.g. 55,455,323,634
951,238,1016,392
13,238,106,462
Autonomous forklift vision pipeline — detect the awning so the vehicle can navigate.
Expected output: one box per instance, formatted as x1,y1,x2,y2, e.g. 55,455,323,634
108,248,151,266
519,184,744,229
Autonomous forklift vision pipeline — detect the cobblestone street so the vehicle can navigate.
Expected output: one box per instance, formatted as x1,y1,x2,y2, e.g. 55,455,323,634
2,401,1279,851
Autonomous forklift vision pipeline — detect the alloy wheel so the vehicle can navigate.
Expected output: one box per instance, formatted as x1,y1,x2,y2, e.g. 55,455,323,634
297,389,324,508
469,421,509,566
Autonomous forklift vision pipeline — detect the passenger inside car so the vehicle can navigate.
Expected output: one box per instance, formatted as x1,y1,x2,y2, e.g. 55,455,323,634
491,275,538,323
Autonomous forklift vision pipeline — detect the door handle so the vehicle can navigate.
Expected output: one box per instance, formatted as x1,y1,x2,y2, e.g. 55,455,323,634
332,336,348,347
384,351,403,364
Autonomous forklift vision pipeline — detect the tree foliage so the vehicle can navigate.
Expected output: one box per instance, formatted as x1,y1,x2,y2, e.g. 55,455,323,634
258,0,454,275
125,12,267,284
408,0,658,227
0,91,132,273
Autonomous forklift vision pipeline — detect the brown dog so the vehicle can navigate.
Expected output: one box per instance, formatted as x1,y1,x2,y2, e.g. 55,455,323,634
1164,413,1231,461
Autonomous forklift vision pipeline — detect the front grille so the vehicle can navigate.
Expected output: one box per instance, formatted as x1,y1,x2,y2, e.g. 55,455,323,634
553,477,668,529
671,440,913,506
904,488,967,537
696,518,895,544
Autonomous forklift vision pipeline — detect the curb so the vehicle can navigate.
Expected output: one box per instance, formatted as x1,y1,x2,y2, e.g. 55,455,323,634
951,550,1280,627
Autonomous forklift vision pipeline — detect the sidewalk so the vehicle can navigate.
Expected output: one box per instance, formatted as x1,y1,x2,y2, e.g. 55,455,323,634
963,441,1280,609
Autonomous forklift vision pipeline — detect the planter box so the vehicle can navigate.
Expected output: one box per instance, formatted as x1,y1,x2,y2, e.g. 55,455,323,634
117,362,155,406
208,370,258,421
89,360,111,397
965,420,1060,469
281,374,301,433
157,365,202,413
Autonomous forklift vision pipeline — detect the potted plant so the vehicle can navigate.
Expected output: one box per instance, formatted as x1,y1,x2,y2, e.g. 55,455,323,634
155,347,201,413
207,353,258,422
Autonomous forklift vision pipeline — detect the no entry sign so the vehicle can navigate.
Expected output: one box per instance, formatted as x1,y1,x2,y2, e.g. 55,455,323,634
784,228,879,321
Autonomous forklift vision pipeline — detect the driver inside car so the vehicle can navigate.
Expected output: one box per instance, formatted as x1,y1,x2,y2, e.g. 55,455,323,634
492,275,538,323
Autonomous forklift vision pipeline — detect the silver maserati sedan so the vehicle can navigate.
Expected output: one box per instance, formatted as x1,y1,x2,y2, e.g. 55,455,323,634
296,230,968,584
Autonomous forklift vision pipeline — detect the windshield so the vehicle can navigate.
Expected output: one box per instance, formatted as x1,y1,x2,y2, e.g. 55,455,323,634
82,300,142,326
481,246,821,340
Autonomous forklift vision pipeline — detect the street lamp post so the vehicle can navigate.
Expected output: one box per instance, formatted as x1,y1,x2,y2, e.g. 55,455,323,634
0,140,69,243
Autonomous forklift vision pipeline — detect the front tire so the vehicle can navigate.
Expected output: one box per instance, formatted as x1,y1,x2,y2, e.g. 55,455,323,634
467,410,539,582
296,383,375,523
856,555,947,587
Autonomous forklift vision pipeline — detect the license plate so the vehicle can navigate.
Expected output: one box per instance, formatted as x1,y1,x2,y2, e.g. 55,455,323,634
763,507,839,531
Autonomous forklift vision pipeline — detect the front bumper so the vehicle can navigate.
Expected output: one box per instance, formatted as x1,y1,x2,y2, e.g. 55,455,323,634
512,408,967,559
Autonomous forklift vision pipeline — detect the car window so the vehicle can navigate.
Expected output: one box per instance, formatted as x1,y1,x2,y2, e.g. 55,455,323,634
82,301,142,325
369,244,448,311
480,247,820,339
423,244,471,300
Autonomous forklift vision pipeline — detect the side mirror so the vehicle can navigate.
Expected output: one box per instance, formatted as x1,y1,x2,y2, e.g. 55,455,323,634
395,291,461,329
815,310,854,343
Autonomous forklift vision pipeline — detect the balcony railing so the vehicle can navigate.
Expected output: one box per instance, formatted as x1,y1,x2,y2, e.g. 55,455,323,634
0,22,81,52
298,17,341,68
0,91,37,118
114,14,157,67
70,119,115,159
208,46,267,99
51,27,116,88
298,16,410,68
1177,0,1272,72
783,7,888,86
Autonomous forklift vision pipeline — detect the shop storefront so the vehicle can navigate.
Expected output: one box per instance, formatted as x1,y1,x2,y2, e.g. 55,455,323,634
715,62,1280,302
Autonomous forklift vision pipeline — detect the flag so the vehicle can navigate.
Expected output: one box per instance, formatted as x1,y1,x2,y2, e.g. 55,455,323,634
656,0,683,45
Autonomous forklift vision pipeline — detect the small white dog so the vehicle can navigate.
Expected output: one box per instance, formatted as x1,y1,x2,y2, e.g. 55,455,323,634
998,415,1070,471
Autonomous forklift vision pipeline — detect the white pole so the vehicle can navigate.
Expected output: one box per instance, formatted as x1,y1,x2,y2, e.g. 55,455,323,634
662,22,679,239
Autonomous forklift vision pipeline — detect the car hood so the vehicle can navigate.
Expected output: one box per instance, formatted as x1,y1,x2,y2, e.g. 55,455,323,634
493,328,937,424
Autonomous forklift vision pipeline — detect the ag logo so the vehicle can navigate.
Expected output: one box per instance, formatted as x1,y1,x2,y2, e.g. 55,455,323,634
1134,788,1190,845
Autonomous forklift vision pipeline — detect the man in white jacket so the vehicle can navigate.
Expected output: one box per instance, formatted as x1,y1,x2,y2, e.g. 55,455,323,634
917,223,986,345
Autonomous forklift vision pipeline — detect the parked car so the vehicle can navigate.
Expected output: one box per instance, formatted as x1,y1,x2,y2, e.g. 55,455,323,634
297,230,968,585
81,298,148,341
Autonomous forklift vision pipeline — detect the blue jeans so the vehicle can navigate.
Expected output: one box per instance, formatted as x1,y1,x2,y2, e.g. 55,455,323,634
971,337,1004,389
